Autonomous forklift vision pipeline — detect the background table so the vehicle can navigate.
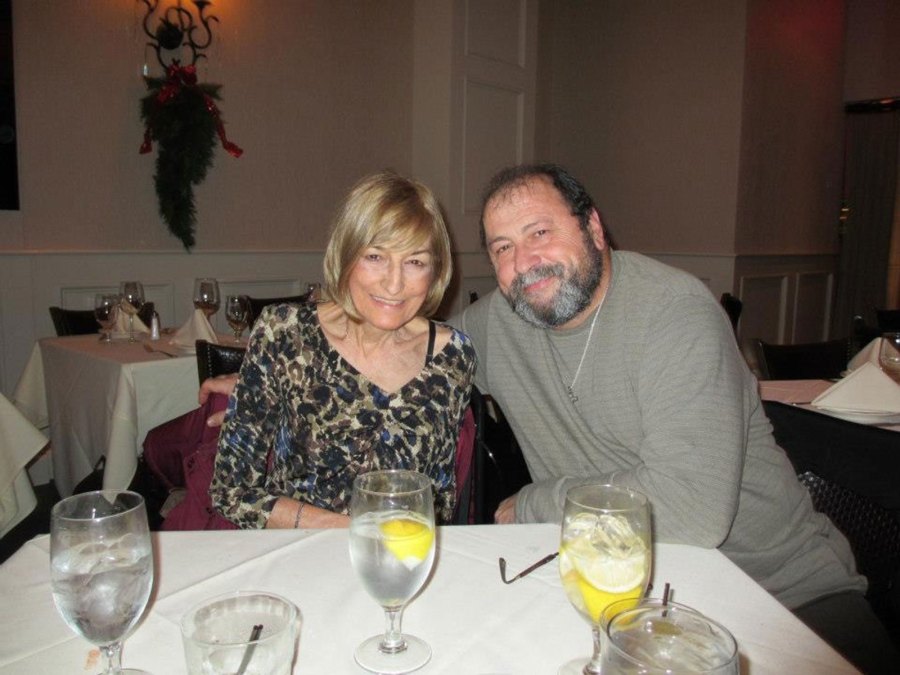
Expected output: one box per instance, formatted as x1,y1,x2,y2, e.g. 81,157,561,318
0,524,855,674
12,335,200,496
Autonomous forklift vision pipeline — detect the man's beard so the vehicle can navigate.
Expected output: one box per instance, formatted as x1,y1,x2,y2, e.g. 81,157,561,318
503,244,603,328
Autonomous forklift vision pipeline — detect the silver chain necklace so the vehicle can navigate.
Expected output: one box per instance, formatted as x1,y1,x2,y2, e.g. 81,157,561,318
563,297,604,404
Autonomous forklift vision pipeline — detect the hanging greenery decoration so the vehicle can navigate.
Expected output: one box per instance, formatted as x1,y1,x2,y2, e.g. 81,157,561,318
139,63,242,250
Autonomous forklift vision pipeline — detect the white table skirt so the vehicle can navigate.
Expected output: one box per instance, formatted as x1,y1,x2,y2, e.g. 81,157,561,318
0,524,855,674
12,335,201,496
0,393,48,536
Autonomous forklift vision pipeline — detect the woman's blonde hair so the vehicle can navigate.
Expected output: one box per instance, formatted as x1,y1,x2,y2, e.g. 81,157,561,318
323,171,453,321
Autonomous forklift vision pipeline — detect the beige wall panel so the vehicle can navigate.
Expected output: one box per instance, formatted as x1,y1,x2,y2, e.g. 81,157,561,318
793,272,835,343
466,0,526,66
739,274,789,345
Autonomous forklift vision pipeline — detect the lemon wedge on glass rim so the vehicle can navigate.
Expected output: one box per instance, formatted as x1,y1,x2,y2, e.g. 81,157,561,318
379,517,434,569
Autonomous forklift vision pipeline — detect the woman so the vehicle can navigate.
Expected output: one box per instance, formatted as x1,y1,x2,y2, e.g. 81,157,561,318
209,171,476,529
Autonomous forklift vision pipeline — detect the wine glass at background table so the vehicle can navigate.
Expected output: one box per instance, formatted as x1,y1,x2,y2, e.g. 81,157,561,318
118,281,145,343
879,332,900,384
94,294,120,343
224,295,250,342
558,484,652,675
193,278,220,320
349,470,436,674
50,490,154,675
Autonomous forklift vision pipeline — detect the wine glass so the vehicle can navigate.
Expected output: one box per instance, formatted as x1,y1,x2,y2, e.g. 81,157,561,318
50,490,154,675
94,294,120,343
349,470,436,674
558,484,652,675
879,332,900,384
193,278,220,319
224,295,250,342
119,281,145,343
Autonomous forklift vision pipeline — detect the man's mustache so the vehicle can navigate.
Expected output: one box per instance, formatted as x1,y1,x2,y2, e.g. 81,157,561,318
509,263,565,296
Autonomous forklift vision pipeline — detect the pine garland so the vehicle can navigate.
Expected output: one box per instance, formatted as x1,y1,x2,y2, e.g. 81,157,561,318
140,65,241,250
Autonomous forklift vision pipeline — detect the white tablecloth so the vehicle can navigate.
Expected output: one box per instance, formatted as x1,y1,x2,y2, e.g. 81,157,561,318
0,394,48,537
0,524,856,674
11,335,201,496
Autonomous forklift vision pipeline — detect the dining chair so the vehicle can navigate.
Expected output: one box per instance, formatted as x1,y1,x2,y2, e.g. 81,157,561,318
195,339,246,385
753,337,850,380
719,293,742,332
244,292,312,328
469,387,531,525
763,400,900,634
877,309,900,332
49,307,99,336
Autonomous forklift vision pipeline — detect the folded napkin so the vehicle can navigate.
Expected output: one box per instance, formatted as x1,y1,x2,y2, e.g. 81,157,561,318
847,337,882,371
113,305,150,335
171,309,218,349
811,361,900,414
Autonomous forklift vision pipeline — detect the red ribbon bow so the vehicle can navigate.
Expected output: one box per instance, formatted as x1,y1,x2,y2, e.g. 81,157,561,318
140,64,243,158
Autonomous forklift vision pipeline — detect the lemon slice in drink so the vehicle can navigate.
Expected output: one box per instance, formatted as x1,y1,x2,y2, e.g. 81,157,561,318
380,517,434,570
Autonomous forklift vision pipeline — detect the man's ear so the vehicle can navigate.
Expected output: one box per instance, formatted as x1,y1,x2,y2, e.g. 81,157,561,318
588,208,607,252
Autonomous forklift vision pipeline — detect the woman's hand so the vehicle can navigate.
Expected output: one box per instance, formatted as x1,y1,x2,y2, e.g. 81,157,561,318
199,373,239,427
267,497,350,529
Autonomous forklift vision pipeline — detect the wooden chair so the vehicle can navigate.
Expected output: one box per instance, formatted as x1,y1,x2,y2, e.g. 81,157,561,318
244,292,311,328
754,337,849,380
195,339,246,385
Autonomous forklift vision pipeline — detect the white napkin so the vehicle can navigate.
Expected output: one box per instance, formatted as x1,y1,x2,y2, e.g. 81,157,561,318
847,337,882,371
171,309,218,349
811,361,900,414
113,304,150,335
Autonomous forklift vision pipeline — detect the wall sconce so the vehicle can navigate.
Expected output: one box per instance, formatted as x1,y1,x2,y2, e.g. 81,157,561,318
140,0,218,71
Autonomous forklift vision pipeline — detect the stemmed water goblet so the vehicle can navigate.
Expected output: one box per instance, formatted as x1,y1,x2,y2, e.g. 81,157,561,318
193,278,220,319
119,281,145,343
50,490,154,675
349,469,436,674
558,484,652,675
879,332,900,384
224,295,250,342
94,294,120,343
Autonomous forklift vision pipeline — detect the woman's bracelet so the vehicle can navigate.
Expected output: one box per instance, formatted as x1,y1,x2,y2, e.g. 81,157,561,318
293,502,306,529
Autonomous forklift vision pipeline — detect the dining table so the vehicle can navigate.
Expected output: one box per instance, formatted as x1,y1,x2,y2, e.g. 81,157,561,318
0,523,856,674
11,334,202,497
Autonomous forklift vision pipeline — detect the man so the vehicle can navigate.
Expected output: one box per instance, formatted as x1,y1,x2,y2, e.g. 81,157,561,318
450,163,896,672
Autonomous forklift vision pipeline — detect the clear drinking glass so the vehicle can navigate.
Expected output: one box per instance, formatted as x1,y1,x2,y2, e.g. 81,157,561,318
50,490,154,675
94,294,120,343
181,591,300,675
224,295,249,342
349,470,436,674
558,484,652,675
118,281,145,343
193,278,221,319
879,332,900,384
602,600,739,674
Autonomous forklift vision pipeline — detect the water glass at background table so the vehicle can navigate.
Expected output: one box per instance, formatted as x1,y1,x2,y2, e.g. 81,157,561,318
349,469,436,674
181,591,299,675
880,333,900,384
225,295,250,342
558,484,652,675
50,490,154,675
193,278,221,319
602,599,739,674
119,281,145,343
95,293,120,343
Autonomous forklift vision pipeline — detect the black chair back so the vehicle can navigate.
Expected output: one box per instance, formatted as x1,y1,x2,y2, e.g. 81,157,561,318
245,292,311,328
719,293,742,331
763,400,900,631
49,307,98,336
754,337,849,380
877,309,900,332
195,339,246,385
